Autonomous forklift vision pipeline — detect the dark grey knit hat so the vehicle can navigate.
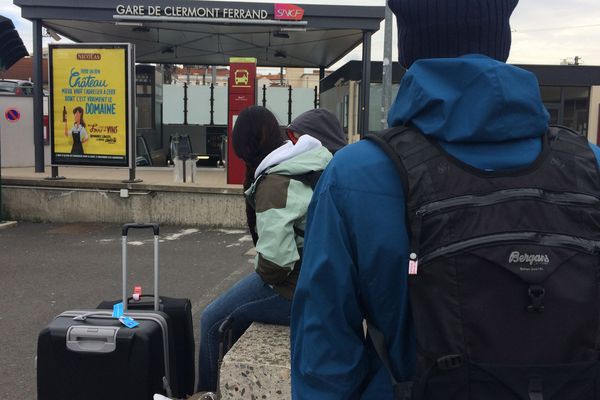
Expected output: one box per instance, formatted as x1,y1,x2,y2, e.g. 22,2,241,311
388,0,519,68
288,109,347,154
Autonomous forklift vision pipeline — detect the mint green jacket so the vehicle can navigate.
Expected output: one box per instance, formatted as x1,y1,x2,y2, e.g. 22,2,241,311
245,145,332,299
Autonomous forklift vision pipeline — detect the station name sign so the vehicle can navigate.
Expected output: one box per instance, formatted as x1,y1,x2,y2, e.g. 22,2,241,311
116,4,269,19
115,4,305,21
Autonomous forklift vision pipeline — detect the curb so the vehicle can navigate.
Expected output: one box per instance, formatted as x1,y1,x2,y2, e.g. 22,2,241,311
0,221,17,230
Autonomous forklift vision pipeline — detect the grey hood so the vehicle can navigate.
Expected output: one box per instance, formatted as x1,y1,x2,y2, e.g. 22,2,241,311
288,108,347,154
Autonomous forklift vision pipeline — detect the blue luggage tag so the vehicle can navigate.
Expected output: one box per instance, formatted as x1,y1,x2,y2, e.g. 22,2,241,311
119,316,139,329
112,302,124,318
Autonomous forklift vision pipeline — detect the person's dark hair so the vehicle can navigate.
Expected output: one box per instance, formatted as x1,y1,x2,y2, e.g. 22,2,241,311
72,106,86,128
232,106,285,245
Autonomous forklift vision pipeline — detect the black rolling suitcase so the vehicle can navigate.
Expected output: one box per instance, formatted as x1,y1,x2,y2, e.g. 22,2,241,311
37,223,180,400
98,232,195,397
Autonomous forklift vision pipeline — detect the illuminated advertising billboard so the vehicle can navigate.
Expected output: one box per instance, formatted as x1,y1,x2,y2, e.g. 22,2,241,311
49,44,133,167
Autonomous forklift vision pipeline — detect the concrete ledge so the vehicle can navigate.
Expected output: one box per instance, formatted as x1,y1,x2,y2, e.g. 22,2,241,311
1,183,246,228
1,176,243,195
220,323,291,399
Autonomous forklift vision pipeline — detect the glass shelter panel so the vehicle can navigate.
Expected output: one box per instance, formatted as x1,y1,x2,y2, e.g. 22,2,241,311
188,86,212,125
265,87,290,125
564,87,590,135
163,85,185,124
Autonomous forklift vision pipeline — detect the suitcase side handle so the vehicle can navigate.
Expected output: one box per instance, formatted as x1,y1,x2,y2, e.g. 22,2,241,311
122,223,160,236
66,325,119,354
122,223,160,312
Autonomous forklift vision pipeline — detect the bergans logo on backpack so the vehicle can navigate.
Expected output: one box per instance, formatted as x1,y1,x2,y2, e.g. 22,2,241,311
508,251,550,266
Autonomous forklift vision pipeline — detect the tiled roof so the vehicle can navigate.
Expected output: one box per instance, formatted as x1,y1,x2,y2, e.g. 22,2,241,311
0,57,48,83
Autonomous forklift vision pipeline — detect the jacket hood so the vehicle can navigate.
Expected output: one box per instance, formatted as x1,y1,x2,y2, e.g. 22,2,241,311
288,108,347,154
388,55,549,143
254,134,332,179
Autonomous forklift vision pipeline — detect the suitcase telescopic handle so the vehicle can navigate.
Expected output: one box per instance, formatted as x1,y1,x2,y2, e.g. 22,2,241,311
121,223,160,312
122,223,160,236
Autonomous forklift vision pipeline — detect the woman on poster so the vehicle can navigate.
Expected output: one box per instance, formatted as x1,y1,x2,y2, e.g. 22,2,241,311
64,106,89,155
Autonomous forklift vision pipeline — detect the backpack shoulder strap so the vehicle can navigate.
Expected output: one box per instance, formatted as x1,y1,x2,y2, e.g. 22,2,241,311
364,126,412,196
365,126,440,199
288,170,324,238
366,320,413,400
289,170,323,191
548,125,594,153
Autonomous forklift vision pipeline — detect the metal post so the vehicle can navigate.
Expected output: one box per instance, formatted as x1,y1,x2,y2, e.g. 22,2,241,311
381,5,394,130
359,31,372,138
314,86,318,109
210,83,215,125
211,65,217,86
288,85,293,125
48,166,64,180
124,44,141,183
319,67,325,95
183,82,188,125
0,125,2,221
262,84,267,107
33,19,44,173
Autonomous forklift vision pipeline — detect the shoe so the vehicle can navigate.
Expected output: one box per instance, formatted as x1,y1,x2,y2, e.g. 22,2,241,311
188,392,217,400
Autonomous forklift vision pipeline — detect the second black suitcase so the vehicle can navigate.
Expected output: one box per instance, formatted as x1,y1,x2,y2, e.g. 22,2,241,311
98,295,195,397
98,222,195,397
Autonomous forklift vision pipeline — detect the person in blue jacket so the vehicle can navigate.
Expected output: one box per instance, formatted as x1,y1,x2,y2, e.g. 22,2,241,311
290,0,600,399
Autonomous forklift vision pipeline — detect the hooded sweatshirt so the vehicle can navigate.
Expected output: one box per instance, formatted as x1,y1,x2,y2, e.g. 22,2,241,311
246,135,332,300
288,108,347,154
291,55,600,399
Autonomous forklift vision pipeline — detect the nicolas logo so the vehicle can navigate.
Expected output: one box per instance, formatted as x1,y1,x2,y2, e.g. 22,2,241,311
509,251,550,266
77,53,101,61
274,4,304,21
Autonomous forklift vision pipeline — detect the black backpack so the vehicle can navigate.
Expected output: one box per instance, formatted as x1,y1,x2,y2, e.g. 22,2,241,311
365,126,600,400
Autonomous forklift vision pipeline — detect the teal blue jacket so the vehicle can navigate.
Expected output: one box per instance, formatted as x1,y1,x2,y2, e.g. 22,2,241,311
291,55,600,399
246,136,332,299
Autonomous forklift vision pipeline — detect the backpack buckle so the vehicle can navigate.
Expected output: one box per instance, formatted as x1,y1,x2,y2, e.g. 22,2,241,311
436,354,464,370
527,285,546,313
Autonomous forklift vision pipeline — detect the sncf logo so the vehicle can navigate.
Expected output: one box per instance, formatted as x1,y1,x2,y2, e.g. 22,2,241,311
274,4,305,21
509,251,550,266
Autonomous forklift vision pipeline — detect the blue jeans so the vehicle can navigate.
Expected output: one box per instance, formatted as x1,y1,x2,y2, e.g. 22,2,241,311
197,272,292,392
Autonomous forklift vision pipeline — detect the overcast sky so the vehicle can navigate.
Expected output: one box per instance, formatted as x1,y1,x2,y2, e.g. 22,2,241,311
3,0,600,69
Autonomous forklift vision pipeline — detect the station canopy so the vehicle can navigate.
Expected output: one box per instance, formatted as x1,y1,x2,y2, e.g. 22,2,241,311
15,0,385,68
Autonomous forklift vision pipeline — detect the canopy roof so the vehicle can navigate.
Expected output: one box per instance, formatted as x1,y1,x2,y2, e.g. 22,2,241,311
15,0,385,67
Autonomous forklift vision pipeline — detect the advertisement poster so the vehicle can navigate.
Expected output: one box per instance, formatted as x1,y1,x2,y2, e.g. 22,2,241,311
49,44,132,167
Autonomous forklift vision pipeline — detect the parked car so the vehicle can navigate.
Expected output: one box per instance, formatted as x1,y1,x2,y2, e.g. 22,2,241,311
0,79,34,95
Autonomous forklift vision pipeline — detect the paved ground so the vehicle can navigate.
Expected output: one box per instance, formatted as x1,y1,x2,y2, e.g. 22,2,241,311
0,222,255,400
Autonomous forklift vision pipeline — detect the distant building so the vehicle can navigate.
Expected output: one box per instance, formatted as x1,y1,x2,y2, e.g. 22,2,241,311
257,73,286,88
287,68,331,89
321,60,600,144
171,66,229,86
0,56,49,87
169,66,331,90
257,68,332,89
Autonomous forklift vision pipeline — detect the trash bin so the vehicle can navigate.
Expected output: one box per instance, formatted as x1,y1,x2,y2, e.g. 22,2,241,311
173,155,197,183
